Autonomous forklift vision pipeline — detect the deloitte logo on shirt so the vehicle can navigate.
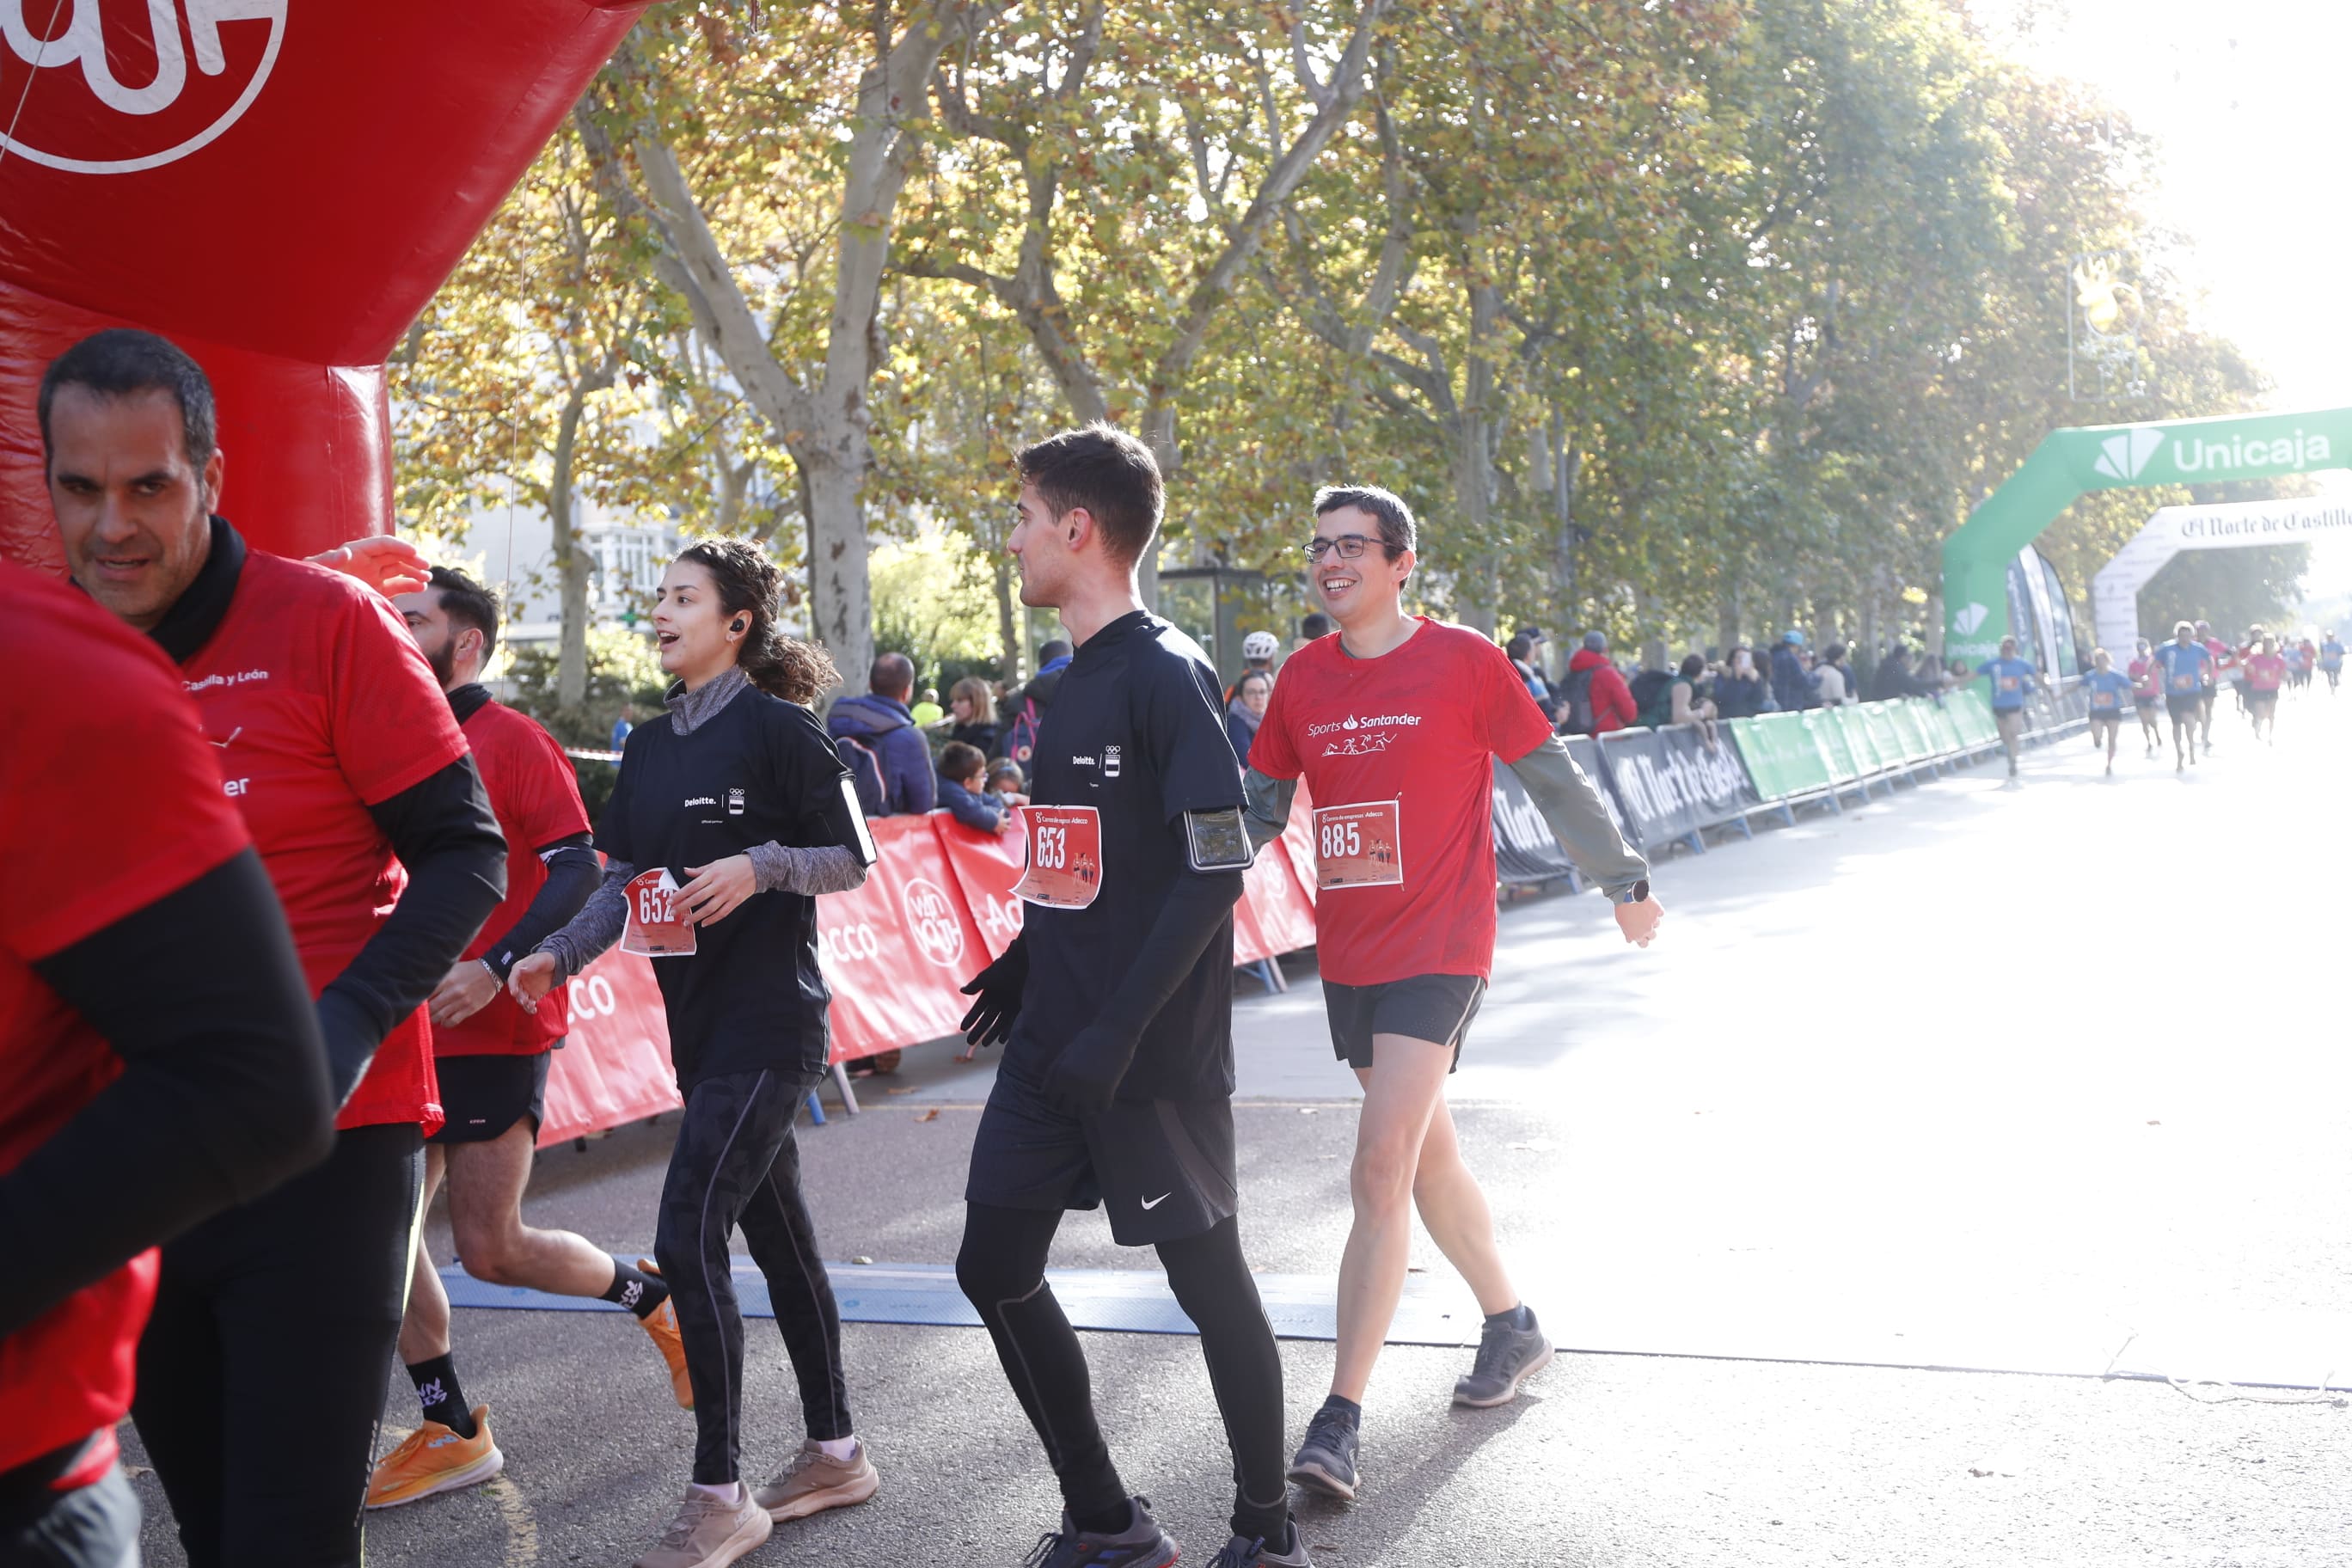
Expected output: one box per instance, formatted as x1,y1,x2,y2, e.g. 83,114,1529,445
2090,424,2334,485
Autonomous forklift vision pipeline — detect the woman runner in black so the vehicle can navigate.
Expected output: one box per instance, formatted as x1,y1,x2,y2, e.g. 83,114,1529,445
511,541,879,1568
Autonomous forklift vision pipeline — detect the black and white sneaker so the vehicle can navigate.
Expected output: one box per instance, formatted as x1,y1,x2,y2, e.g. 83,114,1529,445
1020,1497,1179,1568
1453,1308,1553,1407
1209,1521,1314,1566
1285,1406,1359,1500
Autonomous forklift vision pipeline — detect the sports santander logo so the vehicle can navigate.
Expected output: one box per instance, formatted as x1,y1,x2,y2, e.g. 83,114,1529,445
0,0,288,175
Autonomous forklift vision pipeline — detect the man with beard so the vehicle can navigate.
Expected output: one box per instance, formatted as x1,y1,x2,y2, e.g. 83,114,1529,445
364,567,694,1510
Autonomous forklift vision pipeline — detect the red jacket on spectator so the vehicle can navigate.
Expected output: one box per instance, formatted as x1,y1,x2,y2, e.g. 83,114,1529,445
1567,646,1638,733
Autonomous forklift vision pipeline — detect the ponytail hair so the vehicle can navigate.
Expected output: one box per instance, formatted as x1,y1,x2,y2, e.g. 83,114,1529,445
672,538,839,706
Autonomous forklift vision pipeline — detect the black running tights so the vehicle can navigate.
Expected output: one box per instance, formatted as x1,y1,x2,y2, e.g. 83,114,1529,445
656,1067,850,1485
956,1204,1289,1544
133,1122,422,1568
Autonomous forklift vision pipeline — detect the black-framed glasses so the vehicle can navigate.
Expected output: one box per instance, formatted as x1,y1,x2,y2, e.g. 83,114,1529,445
1303,533,1379,561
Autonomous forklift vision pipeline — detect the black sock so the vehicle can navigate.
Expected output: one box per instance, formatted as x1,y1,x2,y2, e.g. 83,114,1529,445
602,1257,670,1320
1485,1302,1534,1332
1073,1498,1135,1536
1318,1393,1362,1427
406,1354,475,1438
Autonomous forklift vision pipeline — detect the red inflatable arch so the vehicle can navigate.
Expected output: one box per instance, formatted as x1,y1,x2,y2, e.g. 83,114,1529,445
0,0,647,571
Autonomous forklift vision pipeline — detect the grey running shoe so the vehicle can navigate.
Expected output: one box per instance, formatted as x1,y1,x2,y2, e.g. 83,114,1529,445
1209,1522,1314,1566
1453,1309,1554,1407
1285,1406,1359,1500
1020,1496,1179,1568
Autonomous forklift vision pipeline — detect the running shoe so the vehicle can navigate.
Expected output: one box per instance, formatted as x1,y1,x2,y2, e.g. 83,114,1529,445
1208,1522,1314,1566
1018,1496,1179,1567
752,1437,879,1522
637,1259,695,1410
634,1485,773,1568
364,1405,503,1508
1286,1406,1360,1500
1453,1309,1554,1408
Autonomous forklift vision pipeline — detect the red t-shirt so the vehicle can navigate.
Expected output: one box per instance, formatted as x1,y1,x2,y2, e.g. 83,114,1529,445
181,550,468,1132
2245,652,2286,691
1250,619,1553,984
435,698,590,1057
0,563,251,1473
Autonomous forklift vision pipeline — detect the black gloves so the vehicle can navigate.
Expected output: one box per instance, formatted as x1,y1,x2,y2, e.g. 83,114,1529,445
1043,1024,1136,1118
959,940,1029,1050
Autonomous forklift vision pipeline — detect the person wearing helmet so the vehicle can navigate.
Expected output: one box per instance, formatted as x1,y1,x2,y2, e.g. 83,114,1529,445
1226,629,1281,704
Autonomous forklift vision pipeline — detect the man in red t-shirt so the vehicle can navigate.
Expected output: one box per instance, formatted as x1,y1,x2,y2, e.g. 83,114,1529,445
365,567,691,1509
40,329,506,1567
1242,485,1663,1503
0,562,333,1566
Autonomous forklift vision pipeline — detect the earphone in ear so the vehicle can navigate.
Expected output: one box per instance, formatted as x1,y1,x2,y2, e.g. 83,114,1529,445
731,618,748,634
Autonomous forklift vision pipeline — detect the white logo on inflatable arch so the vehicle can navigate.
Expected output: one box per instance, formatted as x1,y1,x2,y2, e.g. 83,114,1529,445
1951,602,1990,636
0,0,288,175
900,877,965,968
2091,426,2164,483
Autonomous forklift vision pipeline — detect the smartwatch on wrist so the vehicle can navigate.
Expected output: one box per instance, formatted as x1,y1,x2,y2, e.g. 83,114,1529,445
1618,879,1651,905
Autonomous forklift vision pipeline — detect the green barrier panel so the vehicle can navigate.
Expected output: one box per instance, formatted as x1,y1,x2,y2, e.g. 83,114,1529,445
1837,704,1891,774
1860,703,1910,772
1885,701,1933,763
1728,712,1836,801
1910,697,1965,756
1951,688,2000,747
1803,708,1861,784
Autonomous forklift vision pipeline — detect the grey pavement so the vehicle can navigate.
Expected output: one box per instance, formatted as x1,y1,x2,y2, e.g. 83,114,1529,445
128,689,2352,1565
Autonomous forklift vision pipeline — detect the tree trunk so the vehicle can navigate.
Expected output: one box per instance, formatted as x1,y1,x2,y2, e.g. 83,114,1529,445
609,4,994,702
550,387,591,714
1551,416,1581,667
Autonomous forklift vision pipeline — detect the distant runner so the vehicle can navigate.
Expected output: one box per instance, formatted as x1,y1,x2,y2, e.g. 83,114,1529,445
1241,485,1661,1505
2127,639,2163,756
2323,631,2345,695
2080,649,2135,776
2152,622,2215,772
2243,634,2286,744
1974,634,2038,784
2196,622,2231,748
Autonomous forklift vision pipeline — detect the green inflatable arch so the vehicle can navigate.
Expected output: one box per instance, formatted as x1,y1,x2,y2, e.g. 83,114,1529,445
1942,406,2352,665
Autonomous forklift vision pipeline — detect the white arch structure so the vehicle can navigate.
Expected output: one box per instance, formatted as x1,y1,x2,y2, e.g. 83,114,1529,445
2091,495,2352,654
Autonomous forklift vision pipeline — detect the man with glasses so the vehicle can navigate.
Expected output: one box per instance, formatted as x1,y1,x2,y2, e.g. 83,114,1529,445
1238,485,1663,1502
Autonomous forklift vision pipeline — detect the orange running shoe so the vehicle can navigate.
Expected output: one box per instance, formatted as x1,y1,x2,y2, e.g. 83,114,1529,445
365,1406,503,1509
638,1258,695,1410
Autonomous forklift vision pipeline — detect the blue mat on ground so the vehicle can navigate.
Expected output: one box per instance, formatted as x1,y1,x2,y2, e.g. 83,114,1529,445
444,1263,2352,1393
442,1260,1484,1346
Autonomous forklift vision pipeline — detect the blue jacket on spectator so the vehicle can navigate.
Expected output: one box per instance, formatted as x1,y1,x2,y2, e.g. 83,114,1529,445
938,774,1008,834
1770,642,1817,712
828,693,936,816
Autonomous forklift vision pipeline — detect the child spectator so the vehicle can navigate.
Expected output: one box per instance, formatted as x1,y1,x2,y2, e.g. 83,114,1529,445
938,741,1013,833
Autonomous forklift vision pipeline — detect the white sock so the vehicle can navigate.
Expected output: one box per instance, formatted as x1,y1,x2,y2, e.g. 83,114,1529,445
689,1480,741,1503
816,1436,858,1462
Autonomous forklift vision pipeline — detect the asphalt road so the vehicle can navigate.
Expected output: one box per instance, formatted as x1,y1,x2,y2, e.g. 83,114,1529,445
127,684,2352,1566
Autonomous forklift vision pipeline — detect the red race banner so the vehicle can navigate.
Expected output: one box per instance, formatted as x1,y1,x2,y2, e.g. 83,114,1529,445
538,952,681,1148
816,815,989,1063
932,813,1027,959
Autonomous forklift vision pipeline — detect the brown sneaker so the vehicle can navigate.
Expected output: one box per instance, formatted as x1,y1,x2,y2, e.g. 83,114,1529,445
751,1438,879,1522
632,1485,772,1568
